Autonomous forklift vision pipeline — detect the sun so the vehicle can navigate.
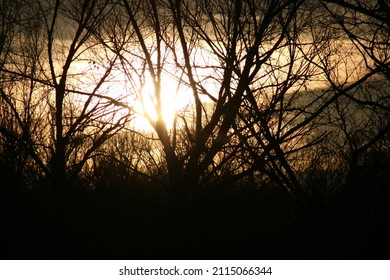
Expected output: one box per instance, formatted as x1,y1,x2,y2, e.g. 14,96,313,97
132,73,191,131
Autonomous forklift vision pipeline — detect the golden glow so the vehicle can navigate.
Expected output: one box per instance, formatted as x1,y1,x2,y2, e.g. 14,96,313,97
73,47,221,132
133,73,191,131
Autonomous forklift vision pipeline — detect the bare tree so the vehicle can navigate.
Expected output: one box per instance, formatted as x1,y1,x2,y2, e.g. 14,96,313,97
0,0,50,186
317,0,390,196
110,0,338,203
0,0,134,193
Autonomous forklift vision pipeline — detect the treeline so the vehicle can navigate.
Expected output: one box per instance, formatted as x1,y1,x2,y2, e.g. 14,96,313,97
0,0,389,259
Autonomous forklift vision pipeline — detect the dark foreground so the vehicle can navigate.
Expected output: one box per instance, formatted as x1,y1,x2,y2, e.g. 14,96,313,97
1,180,389,260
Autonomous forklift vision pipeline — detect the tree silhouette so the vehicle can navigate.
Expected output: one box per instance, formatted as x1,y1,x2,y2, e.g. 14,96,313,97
317,0,390,198
110,0,334,203
0,0,134,193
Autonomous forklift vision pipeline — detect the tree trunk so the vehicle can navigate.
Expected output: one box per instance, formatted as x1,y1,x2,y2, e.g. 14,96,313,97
51,84,66,192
